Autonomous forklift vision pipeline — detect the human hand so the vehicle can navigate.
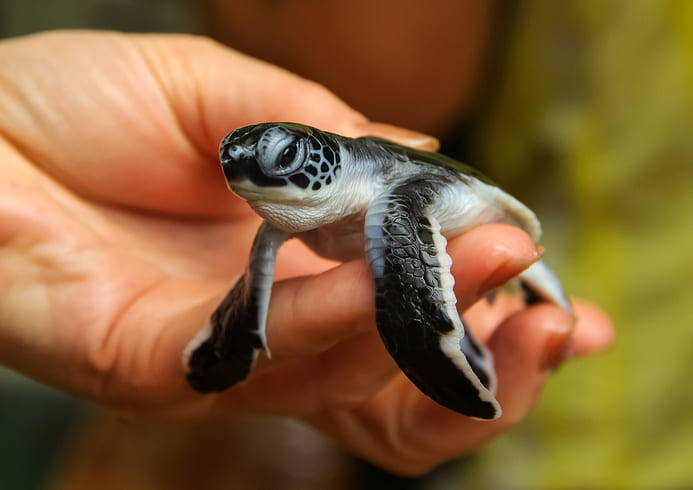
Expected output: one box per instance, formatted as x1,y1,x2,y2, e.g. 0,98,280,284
0,31,612,474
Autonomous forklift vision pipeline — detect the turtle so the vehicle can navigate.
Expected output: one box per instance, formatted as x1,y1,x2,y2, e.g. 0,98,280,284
183,122,571,420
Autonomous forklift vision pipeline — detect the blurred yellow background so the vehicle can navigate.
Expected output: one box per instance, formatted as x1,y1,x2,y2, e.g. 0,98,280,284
471,1,693,488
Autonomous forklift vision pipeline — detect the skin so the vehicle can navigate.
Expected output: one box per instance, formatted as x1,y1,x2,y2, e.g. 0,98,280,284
0,31,613,475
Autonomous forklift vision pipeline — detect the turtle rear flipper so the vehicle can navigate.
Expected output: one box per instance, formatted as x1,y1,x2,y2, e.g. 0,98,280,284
518,260,573,313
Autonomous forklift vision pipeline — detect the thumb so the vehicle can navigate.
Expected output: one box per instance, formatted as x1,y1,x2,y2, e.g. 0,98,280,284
342,121,439,152
144,35,438,155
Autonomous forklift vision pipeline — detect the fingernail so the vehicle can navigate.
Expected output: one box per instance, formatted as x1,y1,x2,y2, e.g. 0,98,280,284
351,121,440,151
540,315,577,371
477,245,543,297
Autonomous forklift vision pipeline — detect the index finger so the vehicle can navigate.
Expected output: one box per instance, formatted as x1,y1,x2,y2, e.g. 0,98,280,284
263,224,540,360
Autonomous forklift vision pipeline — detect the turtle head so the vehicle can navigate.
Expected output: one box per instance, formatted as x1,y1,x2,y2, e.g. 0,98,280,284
219,123,350,231
219,123,342,192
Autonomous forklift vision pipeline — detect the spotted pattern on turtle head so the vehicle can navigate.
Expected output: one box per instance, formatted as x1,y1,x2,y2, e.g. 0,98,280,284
289,133,342,191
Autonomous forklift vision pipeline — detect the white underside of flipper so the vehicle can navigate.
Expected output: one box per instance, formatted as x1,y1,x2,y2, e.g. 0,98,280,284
182,323,213,375
429,214,502,419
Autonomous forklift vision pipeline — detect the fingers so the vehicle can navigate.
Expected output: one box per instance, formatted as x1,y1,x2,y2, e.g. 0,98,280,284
490,304,573,420
261,224,540,361
343,121,440,151
213,330,399,416
173,37,367,153
265,260,375,358
448,224,540,307
166,36,439,153
569,299,614,357
151,35,438,157
311,298,612,475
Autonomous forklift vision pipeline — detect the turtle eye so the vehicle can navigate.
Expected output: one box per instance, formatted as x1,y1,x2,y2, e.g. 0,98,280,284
256,128,307,177
278,141,299,170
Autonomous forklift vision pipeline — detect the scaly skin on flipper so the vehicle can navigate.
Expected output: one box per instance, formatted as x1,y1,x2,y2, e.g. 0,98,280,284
185,222,288,392
366,178,500,419
184,122,571,419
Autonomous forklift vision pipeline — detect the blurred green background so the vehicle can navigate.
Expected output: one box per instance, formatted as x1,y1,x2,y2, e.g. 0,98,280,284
1,1,692,489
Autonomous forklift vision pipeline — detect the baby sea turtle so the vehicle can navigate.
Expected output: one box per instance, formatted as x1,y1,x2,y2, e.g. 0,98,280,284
184,122,571,419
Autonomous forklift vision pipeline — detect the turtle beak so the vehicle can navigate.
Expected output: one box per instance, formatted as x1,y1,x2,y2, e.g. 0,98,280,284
219,130,256,184
219,146,246,183
218,127,288,188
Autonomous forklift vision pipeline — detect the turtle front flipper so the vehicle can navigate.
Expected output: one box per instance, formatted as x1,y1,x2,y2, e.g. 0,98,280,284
365,180,501,419
185,222,289,393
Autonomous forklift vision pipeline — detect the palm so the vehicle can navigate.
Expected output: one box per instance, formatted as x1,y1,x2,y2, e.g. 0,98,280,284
14,182,331,410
